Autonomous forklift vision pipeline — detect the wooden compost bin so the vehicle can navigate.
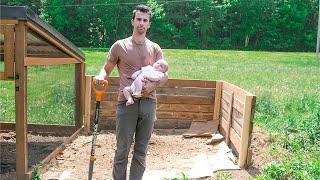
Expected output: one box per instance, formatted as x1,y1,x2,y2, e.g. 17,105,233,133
85,76,256,168
0,6,85,179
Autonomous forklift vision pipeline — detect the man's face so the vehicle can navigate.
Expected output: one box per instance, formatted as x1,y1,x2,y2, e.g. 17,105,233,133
131,11,150,35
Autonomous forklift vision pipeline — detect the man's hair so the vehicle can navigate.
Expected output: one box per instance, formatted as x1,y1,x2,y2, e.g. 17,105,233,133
132,4,152,20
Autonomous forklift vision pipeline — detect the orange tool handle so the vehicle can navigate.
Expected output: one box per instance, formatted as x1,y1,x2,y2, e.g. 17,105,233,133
92,80,109,102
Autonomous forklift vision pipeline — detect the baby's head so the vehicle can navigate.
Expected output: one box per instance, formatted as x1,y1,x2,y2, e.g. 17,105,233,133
153,59,168,73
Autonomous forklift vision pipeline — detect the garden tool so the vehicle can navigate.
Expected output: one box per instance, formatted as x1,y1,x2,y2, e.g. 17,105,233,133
88,79,108,180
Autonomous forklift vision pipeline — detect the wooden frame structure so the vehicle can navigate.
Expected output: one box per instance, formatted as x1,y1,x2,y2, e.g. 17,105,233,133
0,6,85,179
85,76,256,168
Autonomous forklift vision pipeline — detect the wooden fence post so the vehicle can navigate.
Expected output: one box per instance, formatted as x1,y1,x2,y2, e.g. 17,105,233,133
75,63,85,129
213,81,222,120
238,95,255,168
15,21,28,180
84,76,92,134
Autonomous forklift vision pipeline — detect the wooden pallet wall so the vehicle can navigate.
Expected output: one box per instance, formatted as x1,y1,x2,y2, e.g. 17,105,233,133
88,77,216,130
217,81,256,167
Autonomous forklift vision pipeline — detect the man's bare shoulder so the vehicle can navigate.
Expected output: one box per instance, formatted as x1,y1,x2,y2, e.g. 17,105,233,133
146,38,161,49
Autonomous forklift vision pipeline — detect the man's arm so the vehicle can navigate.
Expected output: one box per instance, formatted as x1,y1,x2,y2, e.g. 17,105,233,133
93,61,116,83
142,72,168,94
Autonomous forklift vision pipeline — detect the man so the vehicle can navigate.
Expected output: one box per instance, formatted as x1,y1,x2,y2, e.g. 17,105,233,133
93,4,168,180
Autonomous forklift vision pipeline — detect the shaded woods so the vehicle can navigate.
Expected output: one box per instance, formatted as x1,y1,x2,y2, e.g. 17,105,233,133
3,0,318,51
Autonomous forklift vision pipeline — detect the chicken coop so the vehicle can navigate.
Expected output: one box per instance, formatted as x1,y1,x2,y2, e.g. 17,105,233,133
0,5,85,179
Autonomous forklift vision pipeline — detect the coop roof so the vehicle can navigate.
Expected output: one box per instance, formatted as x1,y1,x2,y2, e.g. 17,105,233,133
0,5,85,61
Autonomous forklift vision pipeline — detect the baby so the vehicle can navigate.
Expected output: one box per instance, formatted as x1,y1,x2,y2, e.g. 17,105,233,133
123,59,168,106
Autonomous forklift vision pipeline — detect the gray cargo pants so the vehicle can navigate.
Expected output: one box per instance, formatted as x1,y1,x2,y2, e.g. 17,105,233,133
112,98,156,180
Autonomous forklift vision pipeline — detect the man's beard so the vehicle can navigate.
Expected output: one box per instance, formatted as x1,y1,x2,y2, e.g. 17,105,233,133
137,27,146,34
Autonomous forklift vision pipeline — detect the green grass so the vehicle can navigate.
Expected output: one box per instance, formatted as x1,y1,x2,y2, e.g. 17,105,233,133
0,61,4,72
0,64,75,125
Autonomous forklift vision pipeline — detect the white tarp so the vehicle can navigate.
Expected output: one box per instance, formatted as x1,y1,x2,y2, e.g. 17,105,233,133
142,141,240,180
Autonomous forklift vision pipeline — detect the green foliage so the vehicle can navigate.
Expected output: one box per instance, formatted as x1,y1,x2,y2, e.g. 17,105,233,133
214,171,233,180
257,158,320,180
2,0,318,51
283,105,320,152
31,164,43,180
256,94,319,179
162,173,189,180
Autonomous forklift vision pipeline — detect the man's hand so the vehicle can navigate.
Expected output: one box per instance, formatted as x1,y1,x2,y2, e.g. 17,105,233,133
142,79,159,95
93,75,106,84
142,72,168,96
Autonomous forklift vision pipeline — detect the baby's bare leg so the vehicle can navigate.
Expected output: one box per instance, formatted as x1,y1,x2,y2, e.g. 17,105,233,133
132,79,143,97
123,86,134,106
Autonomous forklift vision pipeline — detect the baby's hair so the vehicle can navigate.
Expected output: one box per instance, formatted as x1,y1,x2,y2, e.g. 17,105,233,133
157,59,168,72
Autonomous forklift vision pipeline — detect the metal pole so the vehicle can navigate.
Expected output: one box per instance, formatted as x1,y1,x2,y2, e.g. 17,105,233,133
317,0,320,58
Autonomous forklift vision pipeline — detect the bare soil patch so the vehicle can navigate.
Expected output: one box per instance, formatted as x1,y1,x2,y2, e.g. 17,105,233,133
0,127,270,180
0,132,68,180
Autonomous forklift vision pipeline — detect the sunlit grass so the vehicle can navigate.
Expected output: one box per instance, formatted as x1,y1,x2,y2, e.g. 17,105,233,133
0,65,75,125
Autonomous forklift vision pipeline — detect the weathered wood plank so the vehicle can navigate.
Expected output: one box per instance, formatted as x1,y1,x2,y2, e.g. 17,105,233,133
233,98,244,113
0,72,4,80
98,101,214,113
4,25,14,79
157,104,213,113
154,119,192,129
100,93,214,105
231,118,242,137
157,95,214,105
222,90,232,102
103,86,215,97
238,95,256,168
106,77,216,88
157,87,215,96
101,110,213,121
75,63,85,129
230,128,241,153
0,19,18,25
220,116,228,132
225,93,234,145
232,108,243,126
84,76,92,134
163,79,216,88
172,112,212,120
24,57,79,66
221,81,250,102
221,98,230,113
213,81,222,120
15,21,28,180
222,91,244,115
221,108,229,121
